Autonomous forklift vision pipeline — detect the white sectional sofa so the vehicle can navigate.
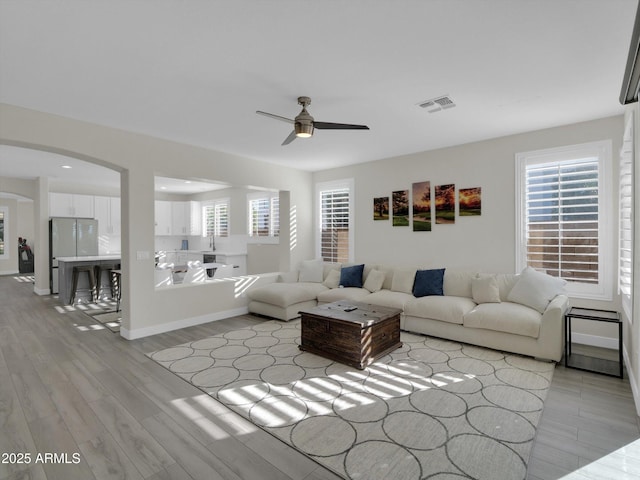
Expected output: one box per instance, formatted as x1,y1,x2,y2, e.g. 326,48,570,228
246,261,569,362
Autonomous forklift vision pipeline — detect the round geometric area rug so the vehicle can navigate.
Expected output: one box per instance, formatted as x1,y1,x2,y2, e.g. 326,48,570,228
148,319,554,480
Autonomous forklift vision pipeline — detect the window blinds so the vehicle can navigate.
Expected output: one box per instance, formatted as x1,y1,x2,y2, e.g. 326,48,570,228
619,118,634,300
525,159,599,283
203,200,229,237
320,187,350,263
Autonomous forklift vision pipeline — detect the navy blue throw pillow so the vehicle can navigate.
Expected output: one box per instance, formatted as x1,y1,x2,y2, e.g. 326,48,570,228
413,268,445,297
340,264,365,288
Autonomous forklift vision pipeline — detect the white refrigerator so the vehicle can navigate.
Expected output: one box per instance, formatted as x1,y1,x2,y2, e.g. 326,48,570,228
49,217,99,294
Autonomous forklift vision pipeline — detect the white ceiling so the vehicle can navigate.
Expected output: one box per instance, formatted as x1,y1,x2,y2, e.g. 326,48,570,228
0,0,637,187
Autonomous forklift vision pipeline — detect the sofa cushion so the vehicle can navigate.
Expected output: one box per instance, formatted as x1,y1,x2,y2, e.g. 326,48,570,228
495,273,519,301
298,259,324,283
391,268,417,294
463,302,541,338
443,271,476,298
278,270,299,283
471,275,501,304
363,269,385,293
323,262,342,280
507,267,566,313
317,287,372,303
323,269,341,289
413,268,445,297
405,296,476,324
247,282,326,308
340,264,365,288
366,290,414,310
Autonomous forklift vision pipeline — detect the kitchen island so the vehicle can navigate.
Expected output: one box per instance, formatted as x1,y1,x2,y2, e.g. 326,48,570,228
57,255,121,305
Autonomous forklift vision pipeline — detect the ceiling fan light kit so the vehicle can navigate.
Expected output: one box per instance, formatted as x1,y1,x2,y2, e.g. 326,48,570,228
256,96,369,145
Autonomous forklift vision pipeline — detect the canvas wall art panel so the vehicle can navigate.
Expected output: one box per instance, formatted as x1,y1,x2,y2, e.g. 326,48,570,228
435,184,455,224
459,187,482,216
392,190,409,226
412,181,431,231
373,197,389,220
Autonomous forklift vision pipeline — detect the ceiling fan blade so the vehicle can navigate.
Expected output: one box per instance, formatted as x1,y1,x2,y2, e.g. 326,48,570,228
314,121,369,130
281,130,297,146
256,110,294,124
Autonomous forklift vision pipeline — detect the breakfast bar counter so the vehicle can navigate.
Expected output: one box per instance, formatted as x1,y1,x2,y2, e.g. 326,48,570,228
57,255,121,305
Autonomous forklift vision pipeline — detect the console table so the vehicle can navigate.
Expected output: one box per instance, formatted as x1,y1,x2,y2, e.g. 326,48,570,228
564,307,623,379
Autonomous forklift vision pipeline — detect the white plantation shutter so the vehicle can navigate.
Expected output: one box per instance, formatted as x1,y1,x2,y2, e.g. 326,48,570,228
318,181,353,263
619,114,634,314
516,141,612,300
525,160,600,283
215,202,229,237
248,193,279,237
271,196,280,237
203,199,229,237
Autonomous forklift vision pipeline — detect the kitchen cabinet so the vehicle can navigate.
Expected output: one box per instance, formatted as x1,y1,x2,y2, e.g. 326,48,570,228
161,251,203,266
94,196,121,235
155,200,202,237
216,253,247,276
49,192,95,218
155,201,172,236
172,201,190,235
189,201,202,236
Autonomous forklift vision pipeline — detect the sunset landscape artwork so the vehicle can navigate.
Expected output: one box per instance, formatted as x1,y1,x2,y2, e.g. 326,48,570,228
435,184,456,224
412,181,431,231
459,187,482,216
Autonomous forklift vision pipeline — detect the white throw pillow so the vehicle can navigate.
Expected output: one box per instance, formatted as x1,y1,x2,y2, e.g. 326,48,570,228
471,275,501,304
391,268,417,294
323,269,341,288
363,269,385,293
507,267,566,313
298,259,324,283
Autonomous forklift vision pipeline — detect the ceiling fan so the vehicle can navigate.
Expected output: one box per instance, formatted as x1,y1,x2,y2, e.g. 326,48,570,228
256,96,369,145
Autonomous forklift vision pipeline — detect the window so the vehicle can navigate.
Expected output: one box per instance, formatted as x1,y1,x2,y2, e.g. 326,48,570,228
0,206,6,259
619,113,634,318
202,199,229,237
516,141,613,300
248,192,279,237
317,179,354,263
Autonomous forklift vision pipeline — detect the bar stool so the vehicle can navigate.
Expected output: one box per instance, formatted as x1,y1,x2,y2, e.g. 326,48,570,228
95,263,120,300
111,269,122,312
70,265,97,305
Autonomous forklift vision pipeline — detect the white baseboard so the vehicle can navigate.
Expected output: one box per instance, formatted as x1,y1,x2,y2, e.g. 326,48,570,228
120,306,250,340
570,332,619,350
34,287,50,295
0,270,19,275
622,346,640,416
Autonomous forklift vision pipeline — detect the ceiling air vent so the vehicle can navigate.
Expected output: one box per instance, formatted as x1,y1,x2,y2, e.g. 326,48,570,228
417,95,456,113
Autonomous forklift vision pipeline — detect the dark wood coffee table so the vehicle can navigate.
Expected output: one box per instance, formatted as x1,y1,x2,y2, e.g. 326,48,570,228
298,301,402,369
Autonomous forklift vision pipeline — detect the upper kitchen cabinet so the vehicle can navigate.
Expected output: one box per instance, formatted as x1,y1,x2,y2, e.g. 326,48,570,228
171,201,190,236
156,200,202,236
49,192,94,218
189,201,201,236
94,196,121,235
155,200,172,236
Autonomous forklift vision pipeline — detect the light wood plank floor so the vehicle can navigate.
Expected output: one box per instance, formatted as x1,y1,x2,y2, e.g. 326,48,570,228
1,274,638,480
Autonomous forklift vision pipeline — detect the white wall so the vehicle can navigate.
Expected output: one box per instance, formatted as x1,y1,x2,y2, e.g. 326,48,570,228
314,115,624,340
0,103,313,338
315,115,623,274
